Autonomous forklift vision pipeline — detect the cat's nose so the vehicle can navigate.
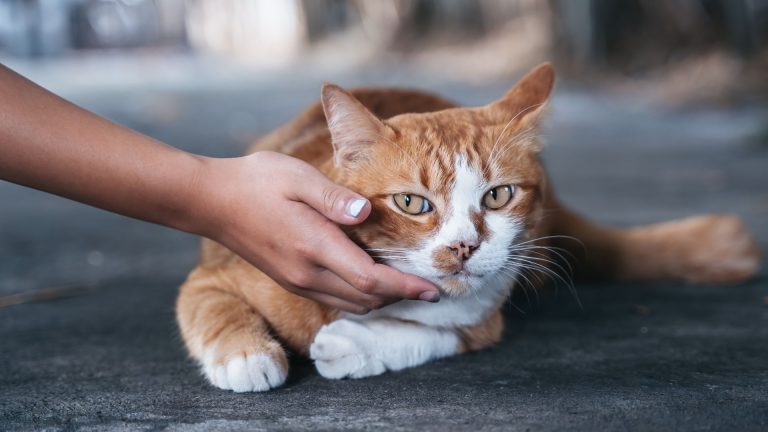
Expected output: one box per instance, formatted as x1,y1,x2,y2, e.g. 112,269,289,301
447,241,478,261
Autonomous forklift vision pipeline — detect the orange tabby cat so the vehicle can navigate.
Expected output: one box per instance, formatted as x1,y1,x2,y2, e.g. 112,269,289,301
176,64,760,392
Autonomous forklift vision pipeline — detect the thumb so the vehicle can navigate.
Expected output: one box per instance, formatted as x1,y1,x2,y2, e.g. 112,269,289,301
290,164,371,225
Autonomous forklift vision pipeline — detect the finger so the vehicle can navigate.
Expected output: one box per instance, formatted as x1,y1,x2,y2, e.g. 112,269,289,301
287,163,371,225
292,287,371,315
308,269,396,310
314,228,441,302
236,242,383,311
278,205,394,308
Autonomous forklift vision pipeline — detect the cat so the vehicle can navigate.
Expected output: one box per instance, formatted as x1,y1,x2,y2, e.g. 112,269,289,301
176,63,761,392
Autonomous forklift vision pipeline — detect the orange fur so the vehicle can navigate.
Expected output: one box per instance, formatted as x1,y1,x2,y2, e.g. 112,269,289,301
176,63,761,391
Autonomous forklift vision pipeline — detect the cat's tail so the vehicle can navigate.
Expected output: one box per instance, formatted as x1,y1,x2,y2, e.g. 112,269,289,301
546,200,761,284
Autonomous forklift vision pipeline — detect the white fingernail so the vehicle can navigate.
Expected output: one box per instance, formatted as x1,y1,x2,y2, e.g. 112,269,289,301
347,199,367,218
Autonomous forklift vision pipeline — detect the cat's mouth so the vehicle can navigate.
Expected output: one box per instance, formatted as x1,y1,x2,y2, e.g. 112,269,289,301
439,269,483,279
433,270,487,296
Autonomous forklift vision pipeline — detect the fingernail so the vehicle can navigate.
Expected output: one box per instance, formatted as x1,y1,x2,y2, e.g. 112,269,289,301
419,291,440,303
347,198,367,218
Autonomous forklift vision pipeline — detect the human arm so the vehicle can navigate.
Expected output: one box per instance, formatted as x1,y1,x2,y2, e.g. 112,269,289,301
0,64,440,313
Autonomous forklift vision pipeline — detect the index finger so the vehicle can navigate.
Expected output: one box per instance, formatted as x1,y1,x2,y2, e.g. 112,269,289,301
315,227,441,302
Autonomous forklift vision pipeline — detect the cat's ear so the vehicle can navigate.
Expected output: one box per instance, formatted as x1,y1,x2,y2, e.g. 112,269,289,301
484,62,555,129
321,83,387,167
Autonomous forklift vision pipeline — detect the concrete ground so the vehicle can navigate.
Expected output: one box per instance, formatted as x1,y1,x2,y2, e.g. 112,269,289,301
1,56,767,431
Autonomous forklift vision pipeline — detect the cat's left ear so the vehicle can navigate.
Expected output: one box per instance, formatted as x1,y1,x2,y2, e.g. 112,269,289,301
484,62,555,130
321,83,387,167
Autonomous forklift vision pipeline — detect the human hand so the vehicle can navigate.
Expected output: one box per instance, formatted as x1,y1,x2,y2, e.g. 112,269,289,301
193,151,441,314
0,64,436,314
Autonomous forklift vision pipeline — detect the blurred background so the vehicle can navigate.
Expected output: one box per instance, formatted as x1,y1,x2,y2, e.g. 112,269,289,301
0,0,766,297
1,0,767,102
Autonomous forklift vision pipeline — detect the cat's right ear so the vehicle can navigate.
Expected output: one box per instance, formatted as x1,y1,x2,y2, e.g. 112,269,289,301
321,83,387,168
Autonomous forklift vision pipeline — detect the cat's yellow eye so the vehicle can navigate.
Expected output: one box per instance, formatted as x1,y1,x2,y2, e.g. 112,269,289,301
393,193,433,215
483,185,514,209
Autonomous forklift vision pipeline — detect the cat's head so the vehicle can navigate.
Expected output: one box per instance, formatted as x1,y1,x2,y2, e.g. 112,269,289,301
322,64,554,297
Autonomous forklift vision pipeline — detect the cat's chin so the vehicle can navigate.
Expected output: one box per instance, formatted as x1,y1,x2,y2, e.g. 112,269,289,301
435,272,485,296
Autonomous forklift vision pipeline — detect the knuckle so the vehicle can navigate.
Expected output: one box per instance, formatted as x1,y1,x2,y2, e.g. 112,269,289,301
303,220,339,254
321,186,345,215
292,162,311,179
365,297,385,310
349,305,370,315
285,161,313,188
313,217,337,235
354,272,376,294
294,240,316,260
254,151,282,169
287,269,313,288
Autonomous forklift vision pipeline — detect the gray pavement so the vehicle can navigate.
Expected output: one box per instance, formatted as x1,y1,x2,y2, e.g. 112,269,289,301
1,57,767,431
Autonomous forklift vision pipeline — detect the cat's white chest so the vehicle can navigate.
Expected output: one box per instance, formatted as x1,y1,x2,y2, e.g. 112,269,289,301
357,277,512,327
315,277,513,380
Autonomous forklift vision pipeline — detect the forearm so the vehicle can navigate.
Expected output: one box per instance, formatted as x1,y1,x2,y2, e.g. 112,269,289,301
0,64,208,234
0,64,440,310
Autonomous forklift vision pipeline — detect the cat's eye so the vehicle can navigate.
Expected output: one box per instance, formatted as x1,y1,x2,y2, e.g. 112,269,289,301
393,193,433,215
483,185,514,209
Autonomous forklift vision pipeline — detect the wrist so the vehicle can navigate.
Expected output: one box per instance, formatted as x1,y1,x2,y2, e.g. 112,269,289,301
168,153,222,238
181,154,255,243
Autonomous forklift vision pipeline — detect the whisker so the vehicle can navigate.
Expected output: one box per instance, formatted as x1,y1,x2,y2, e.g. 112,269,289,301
518,248,575,280
488,103,547,170
512,235,585,250
505,255,570,288
509,251,574,280
488,117,520,169
498,266,543,308
504,253,582,309
497,269,531,315
500,285,527,315
511,266,541,306
515,270,533,307
489,126,540,169
509,242,579,262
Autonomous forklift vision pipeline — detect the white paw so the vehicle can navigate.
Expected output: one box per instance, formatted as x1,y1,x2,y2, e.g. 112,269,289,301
202,352,287,393
310,319,386,379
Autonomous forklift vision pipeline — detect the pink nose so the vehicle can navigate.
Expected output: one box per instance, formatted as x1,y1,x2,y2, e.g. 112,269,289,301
447,241,478,261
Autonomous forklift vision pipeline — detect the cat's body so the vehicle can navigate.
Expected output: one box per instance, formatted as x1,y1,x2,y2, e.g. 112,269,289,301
176,64,760,392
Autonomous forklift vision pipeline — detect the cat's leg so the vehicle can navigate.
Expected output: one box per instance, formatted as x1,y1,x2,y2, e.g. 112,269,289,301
176,270,288,392
546,198,761,284
310,318,458,379
456,310,504,351
310,311,502,379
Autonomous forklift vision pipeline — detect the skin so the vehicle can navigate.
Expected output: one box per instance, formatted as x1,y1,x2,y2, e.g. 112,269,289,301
0,64,440,313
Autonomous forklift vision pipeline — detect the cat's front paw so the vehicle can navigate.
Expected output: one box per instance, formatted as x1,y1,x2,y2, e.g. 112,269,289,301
310,319,386,379
202,348,288,393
